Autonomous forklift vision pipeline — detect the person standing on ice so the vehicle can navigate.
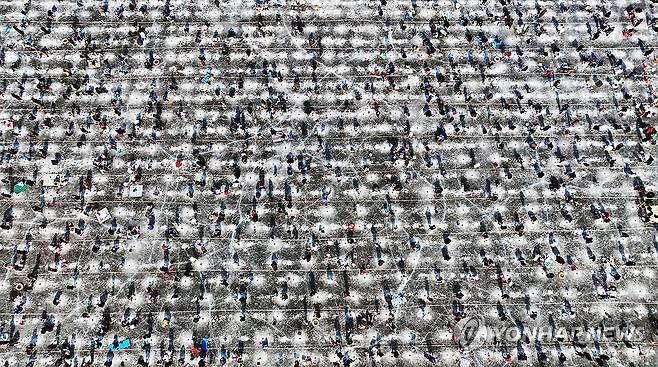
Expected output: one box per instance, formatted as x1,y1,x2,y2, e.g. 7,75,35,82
320,186,331,204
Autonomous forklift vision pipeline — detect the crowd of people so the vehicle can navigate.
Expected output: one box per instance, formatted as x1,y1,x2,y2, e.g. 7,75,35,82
0,0,657,366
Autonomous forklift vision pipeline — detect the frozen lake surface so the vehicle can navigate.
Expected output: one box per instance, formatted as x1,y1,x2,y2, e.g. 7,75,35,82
0,0,657,366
